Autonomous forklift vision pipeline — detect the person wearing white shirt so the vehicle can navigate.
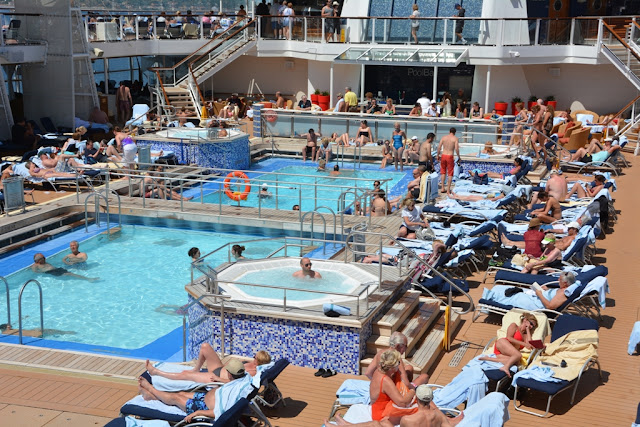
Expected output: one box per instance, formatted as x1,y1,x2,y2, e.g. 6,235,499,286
333,93,345,113
416,93,430,114
426,101,439,117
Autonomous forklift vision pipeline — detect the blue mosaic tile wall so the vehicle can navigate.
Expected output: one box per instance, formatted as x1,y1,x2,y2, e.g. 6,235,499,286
136,136,250,169
187,296,368,374
368,0,483,43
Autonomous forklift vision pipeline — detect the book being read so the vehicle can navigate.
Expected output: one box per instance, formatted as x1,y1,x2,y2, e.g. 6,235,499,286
531,282,543,293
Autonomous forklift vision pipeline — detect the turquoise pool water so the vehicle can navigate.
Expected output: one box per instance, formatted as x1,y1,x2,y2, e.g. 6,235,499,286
200,164,404,211
234,268,358,301
2,225,282,349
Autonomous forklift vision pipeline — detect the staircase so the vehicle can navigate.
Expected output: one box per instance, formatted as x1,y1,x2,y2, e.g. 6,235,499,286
600,21,640,90
152,19,257,120
71,8,100,113
360,291,462,376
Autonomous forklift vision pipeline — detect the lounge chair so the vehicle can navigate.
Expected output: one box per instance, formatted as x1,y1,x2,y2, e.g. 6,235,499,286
512,314,602,417
478,309,550,392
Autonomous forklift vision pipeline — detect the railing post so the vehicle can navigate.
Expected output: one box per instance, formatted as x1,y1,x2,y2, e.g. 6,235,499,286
135,16,139,40
497,19,504,47
443,18,448,45
321,17,325,43
596,19,603,54
275,175,279,210
534,18,540,45
383,19,388,43
569,18,575,45
371,18,376,44
304,17,307,42
119,16,124,40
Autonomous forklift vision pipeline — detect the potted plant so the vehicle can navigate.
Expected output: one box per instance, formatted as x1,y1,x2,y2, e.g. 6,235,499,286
528,95,538,110
311,89,320,104
318,91,331,111
511,96,522,115
545,95,557,109
494,100,508,116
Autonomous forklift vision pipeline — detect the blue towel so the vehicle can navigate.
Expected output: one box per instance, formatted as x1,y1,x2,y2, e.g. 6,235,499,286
323,303,351,316
213,373,254,419
458,392,511,427
125,417,170,427
336,379,371,405
512,365,562,387
433,364,487,408
150,362,204,392
628,322,640,355
123,395,186,417
464,354,517,375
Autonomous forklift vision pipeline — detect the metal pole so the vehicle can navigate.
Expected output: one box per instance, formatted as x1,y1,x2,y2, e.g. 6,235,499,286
220,302,225,358
378,237,382,291
360,64,365,104
484,65,491,116
330,64,334,109
432,66,438,102
275,175,279,210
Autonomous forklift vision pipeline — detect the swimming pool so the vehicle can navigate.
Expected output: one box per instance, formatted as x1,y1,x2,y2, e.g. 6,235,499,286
192,160,408,211
0,224,283,354
155,128,243,140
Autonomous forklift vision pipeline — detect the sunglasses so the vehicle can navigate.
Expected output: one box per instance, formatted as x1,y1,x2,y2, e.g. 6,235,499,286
304,263,312,267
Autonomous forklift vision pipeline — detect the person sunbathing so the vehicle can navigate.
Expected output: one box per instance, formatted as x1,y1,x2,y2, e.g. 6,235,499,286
146,343,271,383
567,174,606,199
479,313,538,378
449,191,505,202
566,138,619,163
487,157,523,180
25,161,79,179
554,221,580,251
144,165,193,201
521,234,562,274
480,271,577,312
529,191,562,223
138,357,246,423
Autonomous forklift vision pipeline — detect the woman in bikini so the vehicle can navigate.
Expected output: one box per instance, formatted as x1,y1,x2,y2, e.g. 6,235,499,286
381,98,396,116
479,313,538,378
145,343,271,383
391,122,406,171
380,140,393,168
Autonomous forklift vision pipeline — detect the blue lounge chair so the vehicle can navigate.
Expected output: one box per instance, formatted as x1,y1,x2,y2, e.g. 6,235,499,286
512,314,602,417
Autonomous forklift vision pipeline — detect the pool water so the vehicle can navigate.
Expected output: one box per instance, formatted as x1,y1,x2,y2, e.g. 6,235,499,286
198,164,405,212
233,268,359,301
1,225,283,350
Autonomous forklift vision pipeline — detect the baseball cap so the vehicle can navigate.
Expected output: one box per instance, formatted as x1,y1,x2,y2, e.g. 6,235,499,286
415,385,434,403
262,182,268,189
549,169,559,175
411,136,418,141
333,1,339,5
567,221,580,230
225,358,246,377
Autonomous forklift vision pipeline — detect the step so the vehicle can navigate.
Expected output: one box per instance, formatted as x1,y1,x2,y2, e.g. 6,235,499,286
372,290,421,337
366,301,441,355
405,309,462,375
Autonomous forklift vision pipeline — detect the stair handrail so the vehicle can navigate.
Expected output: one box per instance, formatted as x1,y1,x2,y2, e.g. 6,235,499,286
148,19,244,83
154,70,170,106
17,279,43,345
1,276,10,330
601,21,640,63
603,94,640,128
344,230,475,315
187,18,256,84
630,19,640,48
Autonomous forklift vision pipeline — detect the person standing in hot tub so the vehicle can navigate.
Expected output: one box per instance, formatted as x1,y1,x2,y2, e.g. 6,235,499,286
293,257,322,279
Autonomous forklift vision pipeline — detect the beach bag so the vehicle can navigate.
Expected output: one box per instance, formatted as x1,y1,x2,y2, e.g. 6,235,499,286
472,171,489,185
511,253,528,266
416,225,435,241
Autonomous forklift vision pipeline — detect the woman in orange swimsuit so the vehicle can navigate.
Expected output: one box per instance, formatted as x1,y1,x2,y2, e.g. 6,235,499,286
370,349,418,424
480,313,538,378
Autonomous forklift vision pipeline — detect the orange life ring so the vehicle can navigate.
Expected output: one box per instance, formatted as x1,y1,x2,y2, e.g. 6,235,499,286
265,109,278,123
223,171,251,201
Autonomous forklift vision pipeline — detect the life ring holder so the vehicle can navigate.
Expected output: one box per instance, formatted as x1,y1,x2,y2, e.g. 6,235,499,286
265,109,278,123
223,171,251,201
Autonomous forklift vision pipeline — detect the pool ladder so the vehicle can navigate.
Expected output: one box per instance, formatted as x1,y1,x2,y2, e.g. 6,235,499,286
84,184,122,234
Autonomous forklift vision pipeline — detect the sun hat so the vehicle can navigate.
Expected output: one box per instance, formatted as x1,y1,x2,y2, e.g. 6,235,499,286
528,218,542,228
225,358,245,377
542,235,556,245
415,385,434,403
411,136,418,141
567,221,580,230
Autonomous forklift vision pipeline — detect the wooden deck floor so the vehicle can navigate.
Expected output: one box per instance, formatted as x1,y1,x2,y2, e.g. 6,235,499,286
0,155,638,426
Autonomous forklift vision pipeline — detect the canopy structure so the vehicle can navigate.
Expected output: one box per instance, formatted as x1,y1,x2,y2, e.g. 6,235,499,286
334,46,469,67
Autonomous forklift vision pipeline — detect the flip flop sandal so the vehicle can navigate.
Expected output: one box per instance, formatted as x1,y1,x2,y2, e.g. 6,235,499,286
322,369,337,378
314,368,326,377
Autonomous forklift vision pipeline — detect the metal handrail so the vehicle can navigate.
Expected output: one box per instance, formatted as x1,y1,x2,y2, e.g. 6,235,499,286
0,276,10,330
344,229,475,315
300,206,337,254
181,293,231,361
18,279,43,345
84,191,110,233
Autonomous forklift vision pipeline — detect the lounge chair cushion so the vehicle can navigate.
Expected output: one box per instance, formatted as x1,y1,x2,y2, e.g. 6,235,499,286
477,298,514,311
515,377,571,395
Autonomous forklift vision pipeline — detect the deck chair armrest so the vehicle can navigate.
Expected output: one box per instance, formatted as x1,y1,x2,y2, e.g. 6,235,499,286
482,336,498,353
534,308,562,319
439,407,462,417
425,383,445,389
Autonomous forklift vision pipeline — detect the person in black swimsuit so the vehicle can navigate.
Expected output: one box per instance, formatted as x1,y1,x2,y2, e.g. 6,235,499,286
31,253,98,282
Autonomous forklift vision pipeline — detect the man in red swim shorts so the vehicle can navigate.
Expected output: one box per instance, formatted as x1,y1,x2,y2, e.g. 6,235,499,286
436,127,461,195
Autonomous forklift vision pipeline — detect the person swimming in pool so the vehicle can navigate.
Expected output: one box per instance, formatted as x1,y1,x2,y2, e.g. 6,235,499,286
62,240,88,265
31,253,98,282
139,355,250,423
293,257,322,279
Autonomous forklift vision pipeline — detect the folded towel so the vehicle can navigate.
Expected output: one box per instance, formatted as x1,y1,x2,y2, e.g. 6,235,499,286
434,364,488,408
628,322,640,355
336,379,371,405
150,362,205,392
512,365,562,387
458,392,511,427
125,416,171,427
124,395,186,417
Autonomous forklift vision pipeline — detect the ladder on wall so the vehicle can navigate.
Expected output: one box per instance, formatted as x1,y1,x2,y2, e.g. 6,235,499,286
0,69,14,140
71,8,99,111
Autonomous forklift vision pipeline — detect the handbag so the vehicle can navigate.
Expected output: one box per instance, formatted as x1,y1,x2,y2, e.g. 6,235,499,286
416,225,435,240
511,253,528,266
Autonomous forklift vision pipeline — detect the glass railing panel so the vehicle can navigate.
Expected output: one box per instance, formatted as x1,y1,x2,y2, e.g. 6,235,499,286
538,19,571,45
573,18,600,45
264,113,292,137
337,48,369,61
291,114,321,137
318,116,353,139
405,120,437,141
500,19,534,46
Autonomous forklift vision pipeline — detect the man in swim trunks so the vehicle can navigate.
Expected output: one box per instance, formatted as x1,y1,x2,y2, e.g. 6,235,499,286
301,128,320,161
293,257,322,278
436,128,461,195
62,240,88,265
138,357,246,423
418,132,435,171
31,253,98,282
528,169,567,209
